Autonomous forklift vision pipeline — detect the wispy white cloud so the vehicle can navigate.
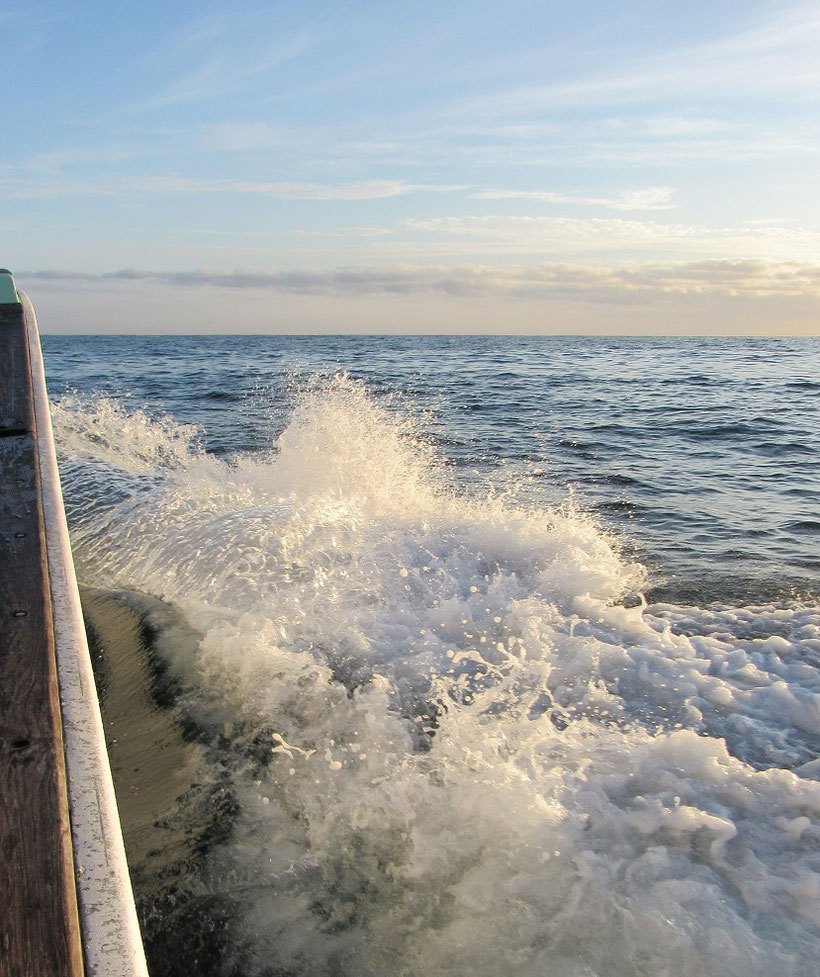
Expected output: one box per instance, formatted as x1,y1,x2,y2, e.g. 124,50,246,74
400,215,820,262
640,115,730,138
137,24,315,109
0,175,461,201
471,186,676,211
294,226,394,239
446,3,820,121
198,121,300,152
21,144,148,172
225,180,460,201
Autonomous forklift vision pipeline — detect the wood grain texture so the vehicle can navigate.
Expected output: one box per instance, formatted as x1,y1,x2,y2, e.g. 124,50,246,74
0,306,84,976
0,304,34,434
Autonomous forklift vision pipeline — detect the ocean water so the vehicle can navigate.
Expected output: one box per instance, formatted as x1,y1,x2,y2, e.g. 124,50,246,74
42,335,819,976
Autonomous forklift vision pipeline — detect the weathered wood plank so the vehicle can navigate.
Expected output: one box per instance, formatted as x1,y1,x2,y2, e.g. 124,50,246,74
0,308,84,976
0,303,34,434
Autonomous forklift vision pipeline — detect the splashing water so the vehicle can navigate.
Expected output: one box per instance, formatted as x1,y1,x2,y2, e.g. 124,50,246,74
55,377,819,977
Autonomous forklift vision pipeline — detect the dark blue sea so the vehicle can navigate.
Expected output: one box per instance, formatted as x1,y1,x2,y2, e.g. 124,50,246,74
42,335,820,977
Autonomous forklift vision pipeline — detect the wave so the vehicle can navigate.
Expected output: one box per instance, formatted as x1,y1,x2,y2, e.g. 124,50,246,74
54,377,819,977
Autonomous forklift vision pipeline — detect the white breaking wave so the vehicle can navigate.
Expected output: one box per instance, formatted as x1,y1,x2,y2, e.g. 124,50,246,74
54,377,819,977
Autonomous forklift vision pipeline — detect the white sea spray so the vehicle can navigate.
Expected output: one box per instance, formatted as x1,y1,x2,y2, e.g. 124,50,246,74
53,378,819,976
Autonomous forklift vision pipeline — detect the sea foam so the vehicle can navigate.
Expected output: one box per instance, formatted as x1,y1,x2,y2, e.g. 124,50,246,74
54,377,819,976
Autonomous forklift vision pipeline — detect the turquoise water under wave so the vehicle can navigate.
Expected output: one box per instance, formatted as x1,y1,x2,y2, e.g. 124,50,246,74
42,336,820,976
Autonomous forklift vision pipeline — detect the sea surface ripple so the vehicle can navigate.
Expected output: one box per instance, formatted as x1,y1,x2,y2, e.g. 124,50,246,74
42,335,819,977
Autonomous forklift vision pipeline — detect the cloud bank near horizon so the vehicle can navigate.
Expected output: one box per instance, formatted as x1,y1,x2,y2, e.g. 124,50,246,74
21,259,820,303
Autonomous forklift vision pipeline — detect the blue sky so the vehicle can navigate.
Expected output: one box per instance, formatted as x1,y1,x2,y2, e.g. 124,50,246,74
3,0,820,333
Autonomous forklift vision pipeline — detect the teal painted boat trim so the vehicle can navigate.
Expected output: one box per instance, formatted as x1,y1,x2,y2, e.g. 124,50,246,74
0,269,20,303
